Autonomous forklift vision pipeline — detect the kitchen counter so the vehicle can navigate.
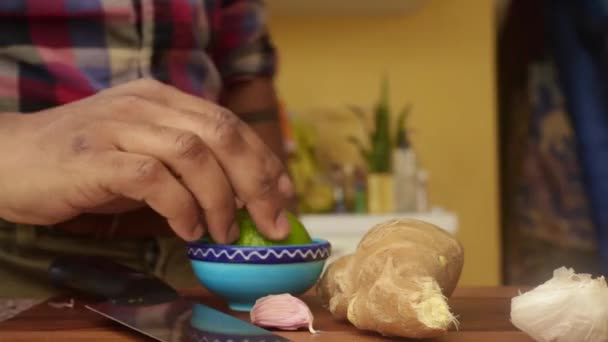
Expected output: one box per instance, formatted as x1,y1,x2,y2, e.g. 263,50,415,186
0,287,533,342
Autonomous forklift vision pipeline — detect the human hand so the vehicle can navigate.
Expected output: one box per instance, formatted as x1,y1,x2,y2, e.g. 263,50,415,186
0,79,294,243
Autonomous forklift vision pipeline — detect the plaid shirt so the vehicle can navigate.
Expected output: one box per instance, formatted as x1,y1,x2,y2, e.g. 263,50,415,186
0,0,277,113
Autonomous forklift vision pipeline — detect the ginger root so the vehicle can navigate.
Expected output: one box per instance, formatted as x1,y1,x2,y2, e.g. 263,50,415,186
317,218,464,338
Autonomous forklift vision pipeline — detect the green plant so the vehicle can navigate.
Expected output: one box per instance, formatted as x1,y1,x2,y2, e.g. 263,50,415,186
395,105,412,148
348,78,412,173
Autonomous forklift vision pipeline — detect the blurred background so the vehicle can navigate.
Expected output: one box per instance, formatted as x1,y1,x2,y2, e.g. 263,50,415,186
266,0,497,286
264,0,607,287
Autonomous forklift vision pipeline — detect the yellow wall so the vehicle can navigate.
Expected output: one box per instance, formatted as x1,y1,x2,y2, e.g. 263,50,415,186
268,1,500,286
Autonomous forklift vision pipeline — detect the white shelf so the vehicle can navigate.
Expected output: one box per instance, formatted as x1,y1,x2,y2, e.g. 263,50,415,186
301,208,458,265
266,0,429,17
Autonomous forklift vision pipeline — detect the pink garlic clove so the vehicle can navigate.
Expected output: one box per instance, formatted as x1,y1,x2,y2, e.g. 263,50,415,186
250,294,318,334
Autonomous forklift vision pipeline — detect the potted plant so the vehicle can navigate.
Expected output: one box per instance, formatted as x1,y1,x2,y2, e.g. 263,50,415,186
348,78,411,213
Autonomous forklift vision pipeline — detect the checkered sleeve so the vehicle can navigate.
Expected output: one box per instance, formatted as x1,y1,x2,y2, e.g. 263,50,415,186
210,0,277,84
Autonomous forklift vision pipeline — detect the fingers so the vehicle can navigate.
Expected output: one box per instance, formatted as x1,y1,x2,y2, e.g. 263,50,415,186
100,84,293,240
235,197,245,208
100,121,239,244
91,151,203,241
159,108,289,240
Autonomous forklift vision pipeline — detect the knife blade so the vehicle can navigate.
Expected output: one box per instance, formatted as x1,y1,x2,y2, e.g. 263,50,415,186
49,256,291,342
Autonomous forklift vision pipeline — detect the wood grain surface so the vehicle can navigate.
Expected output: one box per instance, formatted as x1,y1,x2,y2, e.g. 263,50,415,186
0,287,534,341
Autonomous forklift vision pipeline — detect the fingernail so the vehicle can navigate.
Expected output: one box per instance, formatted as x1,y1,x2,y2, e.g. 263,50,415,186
277,174,294,197
226,221,240,243
191,223,204,240
275,210,290,236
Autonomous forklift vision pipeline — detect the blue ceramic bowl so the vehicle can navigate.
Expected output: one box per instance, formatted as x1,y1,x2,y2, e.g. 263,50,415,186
187,238,331,312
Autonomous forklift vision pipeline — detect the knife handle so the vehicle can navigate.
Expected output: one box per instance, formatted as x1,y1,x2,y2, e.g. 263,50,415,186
49,256,179,305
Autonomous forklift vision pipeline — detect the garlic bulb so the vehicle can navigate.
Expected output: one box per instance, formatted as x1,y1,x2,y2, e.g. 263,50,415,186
250,294,318,333
510,267,608,342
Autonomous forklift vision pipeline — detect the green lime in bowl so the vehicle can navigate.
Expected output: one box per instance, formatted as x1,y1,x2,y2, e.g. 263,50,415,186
234,209,312,246
188,209,330,311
